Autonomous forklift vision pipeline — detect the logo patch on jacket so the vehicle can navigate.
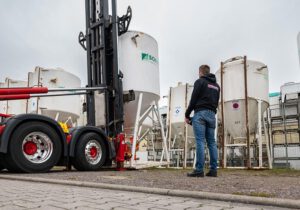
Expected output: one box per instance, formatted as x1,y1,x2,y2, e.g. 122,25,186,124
208,84,219,91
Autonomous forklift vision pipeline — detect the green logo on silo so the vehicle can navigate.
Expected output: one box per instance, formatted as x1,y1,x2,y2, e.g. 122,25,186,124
141,52,158,64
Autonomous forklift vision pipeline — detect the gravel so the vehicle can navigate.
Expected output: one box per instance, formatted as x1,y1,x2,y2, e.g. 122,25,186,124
2,168,300,200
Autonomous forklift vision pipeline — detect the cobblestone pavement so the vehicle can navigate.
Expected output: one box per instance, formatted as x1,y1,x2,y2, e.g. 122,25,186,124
0,179,291,210
10,168,300,200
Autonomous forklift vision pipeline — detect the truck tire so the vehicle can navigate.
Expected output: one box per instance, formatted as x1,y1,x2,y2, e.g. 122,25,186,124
4,121,62,173
72,132,107,171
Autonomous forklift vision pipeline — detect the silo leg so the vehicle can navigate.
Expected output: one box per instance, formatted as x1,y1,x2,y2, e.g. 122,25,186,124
155,102,170,164
258,100,263,168
130,93,143,167
263,114,272,169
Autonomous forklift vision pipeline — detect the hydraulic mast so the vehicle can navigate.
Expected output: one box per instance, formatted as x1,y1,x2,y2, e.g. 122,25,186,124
79,0,132,137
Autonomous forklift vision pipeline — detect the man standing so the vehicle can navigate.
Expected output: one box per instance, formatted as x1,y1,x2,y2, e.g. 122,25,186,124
185,65,220,177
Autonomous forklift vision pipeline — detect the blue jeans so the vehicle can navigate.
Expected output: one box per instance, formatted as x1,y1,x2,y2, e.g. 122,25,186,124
192,110,218,172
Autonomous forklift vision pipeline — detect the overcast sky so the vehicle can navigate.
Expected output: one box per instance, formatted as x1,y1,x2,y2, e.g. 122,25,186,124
0,0,299,99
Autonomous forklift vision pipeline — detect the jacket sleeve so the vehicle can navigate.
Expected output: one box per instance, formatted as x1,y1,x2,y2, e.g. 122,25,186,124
185,79,203,118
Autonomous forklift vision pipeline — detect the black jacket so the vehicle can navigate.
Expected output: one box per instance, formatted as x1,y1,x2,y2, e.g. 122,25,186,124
185,73,220,118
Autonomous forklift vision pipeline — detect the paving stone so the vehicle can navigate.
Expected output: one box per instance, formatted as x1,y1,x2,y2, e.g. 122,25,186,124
114,208,141,210
38,200,69,208
74,198,106,205
229,207,266,210
143,198,173,206
182,200,205,208
30,205,67,210
94,202,126,209
166,198,189,204
12,200,42,209
198,205,225,210
207,201,236,208
0,204,26,210
73,206,99,210
156,203,190,210
131,202,159,209
53,201,96,209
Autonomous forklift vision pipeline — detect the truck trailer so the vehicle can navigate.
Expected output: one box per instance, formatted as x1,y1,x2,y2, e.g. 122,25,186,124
0,0,134,173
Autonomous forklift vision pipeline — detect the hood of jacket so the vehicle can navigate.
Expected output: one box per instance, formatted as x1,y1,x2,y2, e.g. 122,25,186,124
202,73,217,83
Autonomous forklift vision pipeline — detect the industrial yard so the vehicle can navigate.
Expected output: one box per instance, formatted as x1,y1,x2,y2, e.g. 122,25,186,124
0,1,299,172
1,0,300,209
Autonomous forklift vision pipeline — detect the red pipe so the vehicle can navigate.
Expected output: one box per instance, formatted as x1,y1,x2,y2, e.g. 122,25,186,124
0,113,12,118
0,94,30,100
0,87,48,95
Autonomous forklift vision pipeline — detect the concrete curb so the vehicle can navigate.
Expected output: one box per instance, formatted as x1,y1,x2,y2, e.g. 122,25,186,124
0,174,299,209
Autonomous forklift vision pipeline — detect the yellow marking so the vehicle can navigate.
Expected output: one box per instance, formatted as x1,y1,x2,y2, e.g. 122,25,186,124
58,122,69,133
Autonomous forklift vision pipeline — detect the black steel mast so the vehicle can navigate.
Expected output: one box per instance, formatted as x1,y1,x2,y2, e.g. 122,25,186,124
79,0,132,137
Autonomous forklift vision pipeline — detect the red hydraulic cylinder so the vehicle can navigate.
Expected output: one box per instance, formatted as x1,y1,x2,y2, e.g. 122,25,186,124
0,87,48,95
0,113,12,118
0,94,30,101
116,133,126,170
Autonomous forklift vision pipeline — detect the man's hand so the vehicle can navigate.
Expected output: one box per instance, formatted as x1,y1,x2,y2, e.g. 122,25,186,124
185,117,191,124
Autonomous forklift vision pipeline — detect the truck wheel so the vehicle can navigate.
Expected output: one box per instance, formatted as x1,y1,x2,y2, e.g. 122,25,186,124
4,122,62,173
72,132,107,171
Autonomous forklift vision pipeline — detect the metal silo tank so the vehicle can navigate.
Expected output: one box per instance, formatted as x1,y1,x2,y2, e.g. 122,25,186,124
27,67,81,125
118,31,160,134
215,57,269,138
2,78,27,115
118,31,170,166
215,56,270,168
167,83,195,167
168,83,194,148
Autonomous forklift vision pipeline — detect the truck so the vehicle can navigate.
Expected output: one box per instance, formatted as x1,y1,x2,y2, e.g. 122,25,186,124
0,0,134,173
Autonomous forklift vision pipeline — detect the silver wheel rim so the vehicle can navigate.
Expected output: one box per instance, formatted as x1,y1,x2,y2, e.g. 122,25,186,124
22,132,53,164
85,140,102,165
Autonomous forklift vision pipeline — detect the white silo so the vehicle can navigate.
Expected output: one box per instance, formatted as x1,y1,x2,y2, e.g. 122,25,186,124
216,57,269,138
77,95,87,126
118,31,169,166
167,83,195,168
1,78,27,115
27,67,81,125
118,31,160,134
168,83,194,146
215,56,270,168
